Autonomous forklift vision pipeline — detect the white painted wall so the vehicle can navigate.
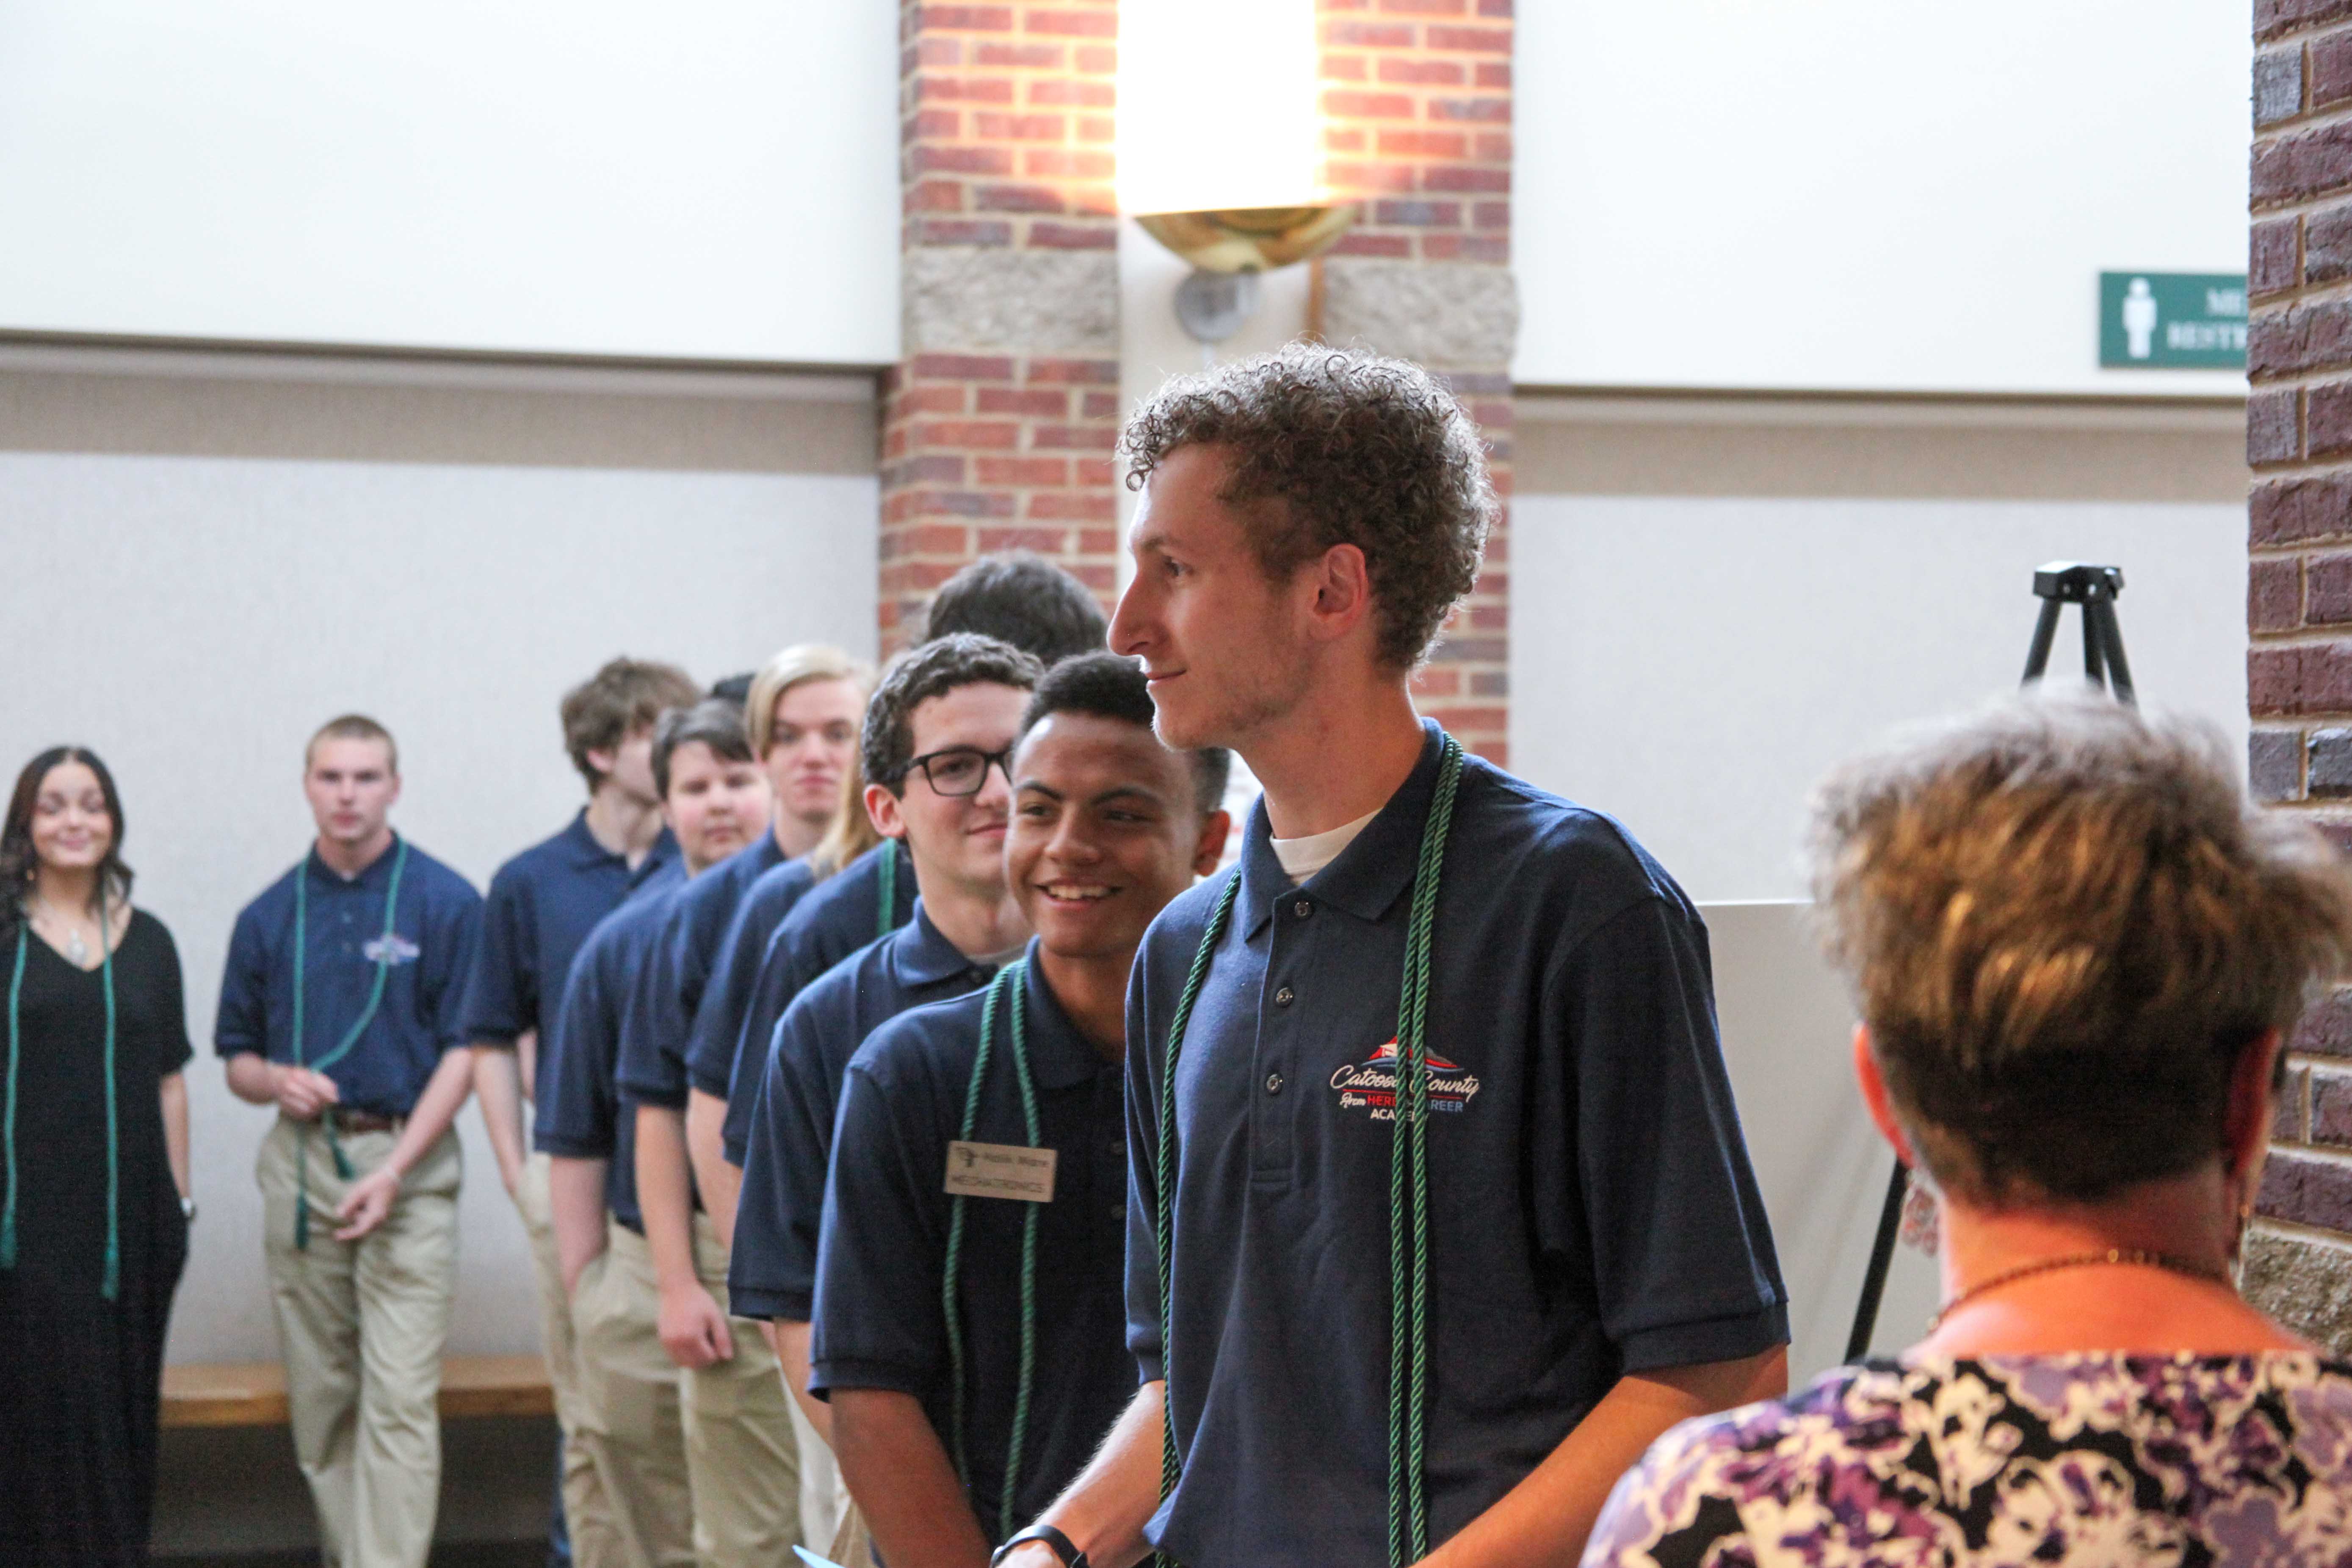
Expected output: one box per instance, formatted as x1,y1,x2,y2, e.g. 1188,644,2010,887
0,454,879,1362
0,0,900,363
1514,0,2251,396
1509,495,2250,903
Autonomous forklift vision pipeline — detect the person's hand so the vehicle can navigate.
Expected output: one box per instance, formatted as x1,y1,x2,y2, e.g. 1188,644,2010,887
274,1066,340,1121
995,1543,1062,1568
334,1165,401,1241
657,1281,735,1369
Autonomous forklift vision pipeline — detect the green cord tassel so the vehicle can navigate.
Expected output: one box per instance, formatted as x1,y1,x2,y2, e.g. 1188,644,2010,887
1154,735,1464,1568
940,961,1044,1542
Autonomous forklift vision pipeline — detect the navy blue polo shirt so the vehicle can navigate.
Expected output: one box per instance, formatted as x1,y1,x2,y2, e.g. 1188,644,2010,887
534,862,687,1233
1125,722,1788,1567
678,855,819,1103
727,899,995,1322
811,952,1130,1541
613,834,788,1111
718,840,916,1164
216,835,483,1118
460,810,678,1048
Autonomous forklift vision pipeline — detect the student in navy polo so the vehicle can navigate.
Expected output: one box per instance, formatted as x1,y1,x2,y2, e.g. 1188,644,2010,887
699,551,1114,1184
727,634,1041,1438
813,652,1230,1567
998,348,1790,1568
617,646,871,1568
459,656,695,1568
218,713,484,1568
537,698,771,1568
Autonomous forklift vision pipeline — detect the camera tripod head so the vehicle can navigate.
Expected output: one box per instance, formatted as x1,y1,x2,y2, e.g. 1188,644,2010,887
2023,560,2135,705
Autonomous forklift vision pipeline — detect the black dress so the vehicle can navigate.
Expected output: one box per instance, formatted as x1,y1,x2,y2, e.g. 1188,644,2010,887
0,910,191,1567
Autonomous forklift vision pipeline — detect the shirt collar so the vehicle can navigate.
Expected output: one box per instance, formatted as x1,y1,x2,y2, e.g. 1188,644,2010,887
1017,943,1115,1091
305,831,404,890
1240,719,1447,938
631,828,681,886
890,898,994,987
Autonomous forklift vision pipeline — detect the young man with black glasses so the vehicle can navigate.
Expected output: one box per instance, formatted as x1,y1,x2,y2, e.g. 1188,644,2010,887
727,635,1039,1438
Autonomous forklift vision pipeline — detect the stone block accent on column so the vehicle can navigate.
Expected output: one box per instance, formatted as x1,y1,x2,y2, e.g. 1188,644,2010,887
1317,0,1515,764
878,0,1124,655
2246,0,2352,1353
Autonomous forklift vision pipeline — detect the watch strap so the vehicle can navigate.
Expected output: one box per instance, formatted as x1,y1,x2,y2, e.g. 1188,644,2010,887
990,1524,1087,1568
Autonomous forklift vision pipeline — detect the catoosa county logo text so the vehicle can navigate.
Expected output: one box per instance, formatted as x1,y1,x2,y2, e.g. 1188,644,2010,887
1330,1039,1481,1122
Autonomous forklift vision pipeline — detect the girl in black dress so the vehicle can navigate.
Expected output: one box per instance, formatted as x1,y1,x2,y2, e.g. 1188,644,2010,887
0,747,193,1566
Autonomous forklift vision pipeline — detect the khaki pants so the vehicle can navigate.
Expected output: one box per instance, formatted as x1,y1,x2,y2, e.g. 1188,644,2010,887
257,1115,460,1568
519,1150,628,1567
572,1222,696,1568
684,1212,810,1568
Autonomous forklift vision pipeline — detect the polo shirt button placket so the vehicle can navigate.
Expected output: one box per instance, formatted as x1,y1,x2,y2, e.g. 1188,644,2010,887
1293,899,1312,920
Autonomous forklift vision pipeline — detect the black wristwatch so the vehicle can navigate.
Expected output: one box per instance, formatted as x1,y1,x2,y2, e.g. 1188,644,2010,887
990,1524,1087,1568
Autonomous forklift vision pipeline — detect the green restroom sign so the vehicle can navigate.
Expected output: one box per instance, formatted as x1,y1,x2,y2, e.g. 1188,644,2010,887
2099,272,2247,369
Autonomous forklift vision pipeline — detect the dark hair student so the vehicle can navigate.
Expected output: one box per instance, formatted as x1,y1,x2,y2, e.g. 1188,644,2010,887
0,743,196,1565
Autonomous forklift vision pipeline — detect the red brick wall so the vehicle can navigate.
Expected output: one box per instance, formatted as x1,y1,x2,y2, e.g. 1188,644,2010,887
2248,0,2352,1343
878,0,1124,653
1319,0,1515,765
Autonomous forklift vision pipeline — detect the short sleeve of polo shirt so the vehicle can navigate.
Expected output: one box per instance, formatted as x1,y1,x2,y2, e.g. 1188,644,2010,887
686,860,815,1101
536,951,618,1161
214,898,275,1058
1542,893,1783,1370
461,861,535,1045
720,927,829,1165
807,1034,954,1398
728,995,841,1322
615,902,694,1109
418,869,484,1055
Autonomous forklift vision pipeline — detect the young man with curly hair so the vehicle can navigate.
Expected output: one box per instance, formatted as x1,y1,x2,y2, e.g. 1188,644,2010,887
994,346,1790,1568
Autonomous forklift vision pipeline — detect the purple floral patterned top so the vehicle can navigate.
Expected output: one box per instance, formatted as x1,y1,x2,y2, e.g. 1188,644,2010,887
1583,1353,2352,1566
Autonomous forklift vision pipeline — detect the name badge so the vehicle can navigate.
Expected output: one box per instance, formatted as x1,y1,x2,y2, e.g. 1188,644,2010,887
943,1141,1058,1203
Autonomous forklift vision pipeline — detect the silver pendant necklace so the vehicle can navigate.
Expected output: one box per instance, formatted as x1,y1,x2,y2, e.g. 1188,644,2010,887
35,895,91,964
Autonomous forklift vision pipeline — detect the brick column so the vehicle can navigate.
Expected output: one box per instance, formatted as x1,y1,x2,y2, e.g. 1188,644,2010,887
1315,0,1515,764
878,0,1124,654
2244,0,2352,1353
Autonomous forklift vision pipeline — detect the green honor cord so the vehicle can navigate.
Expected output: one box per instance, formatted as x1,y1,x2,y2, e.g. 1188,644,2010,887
3,904,124,1300
290,838,410,1250
1155,733,1466,1568
939,960,1042,1542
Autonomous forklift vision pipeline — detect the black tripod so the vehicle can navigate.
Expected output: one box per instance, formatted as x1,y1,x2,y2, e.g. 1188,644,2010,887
1840,562,2138,1361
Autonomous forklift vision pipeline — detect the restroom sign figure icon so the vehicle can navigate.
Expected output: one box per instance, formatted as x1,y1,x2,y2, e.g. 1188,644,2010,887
2121,277,2158,360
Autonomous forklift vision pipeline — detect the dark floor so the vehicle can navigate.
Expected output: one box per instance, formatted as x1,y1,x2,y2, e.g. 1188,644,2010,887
165,1547,542,1568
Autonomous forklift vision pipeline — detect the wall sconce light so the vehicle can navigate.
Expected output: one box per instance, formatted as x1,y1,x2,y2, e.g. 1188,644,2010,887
1135,204,1359,344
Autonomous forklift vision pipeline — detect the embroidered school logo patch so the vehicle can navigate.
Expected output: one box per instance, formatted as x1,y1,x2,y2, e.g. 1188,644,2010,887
361,932,422,965
1329,1038,1481,1121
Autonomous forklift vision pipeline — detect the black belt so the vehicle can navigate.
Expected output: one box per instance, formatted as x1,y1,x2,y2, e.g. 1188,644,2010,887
325,1109,404,1135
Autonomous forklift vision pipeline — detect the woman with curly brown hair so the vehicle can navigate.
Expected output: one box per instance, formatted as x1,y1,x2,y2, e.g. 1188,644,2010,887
1586,693,2352,1567
0,745,193,1566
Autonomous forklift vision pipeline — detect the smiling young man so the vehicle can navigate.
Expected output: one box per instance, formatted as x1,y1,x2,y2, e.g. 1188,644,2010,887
536,697,771,1568
614,646,868,1568
812,653,1229,1568
727,634,1040,1435
218,715,484,1568
699,553,1113,1203
461,656,696,1568
996,348,1789,1568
